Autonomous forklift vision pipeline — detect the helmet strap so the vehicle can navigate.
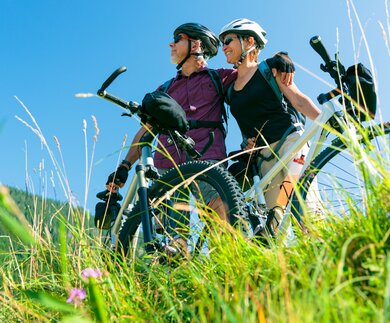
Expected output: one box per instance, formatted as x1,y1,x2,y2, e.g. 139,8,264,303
176,41,193,70
176,39,205,70
234,35,256,68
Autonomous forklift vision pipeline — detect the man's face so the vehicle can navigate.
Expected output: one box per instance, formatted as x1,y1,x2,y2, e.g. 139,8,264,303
170,33,191,64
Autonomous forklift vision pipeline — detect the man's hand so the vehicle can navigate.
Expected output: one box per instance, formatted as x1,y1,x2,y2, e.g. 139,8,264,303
266,51,295,86
105,165,129,192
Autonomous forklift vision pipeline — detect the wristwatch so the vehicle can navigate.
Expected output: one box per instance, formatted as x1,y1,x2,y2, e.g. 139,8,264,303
120,159,132,170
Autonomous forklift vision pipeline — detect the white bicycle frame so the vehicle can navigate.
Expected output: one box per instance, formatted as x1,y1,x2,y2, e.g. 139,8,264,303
108,99,350,242
110,144,154,237
243,99,347,232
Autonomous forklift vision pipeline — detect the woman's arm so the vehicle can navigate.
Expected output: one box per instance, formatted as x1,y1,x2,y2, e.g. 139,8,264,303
274,71,321,120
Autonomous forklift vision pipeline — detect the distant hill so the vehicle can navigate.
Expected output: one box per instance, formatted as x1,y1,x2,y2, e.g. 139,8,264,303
1,186,93,241
8,186,70,221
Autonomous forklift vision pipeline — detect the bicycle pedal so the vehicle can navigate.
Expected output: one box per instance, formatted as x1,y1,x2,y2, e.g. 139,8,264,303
252,224,266,237
155,222,164,234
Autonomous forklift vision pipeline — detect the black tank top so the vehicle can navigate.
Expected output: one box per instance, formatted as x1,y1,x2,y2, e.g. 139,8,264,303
230,69,295,146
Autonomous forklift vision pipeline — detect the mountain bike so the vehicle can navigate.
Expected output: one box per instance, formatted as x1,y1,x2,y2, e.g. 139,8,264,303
229,36,389,238
95,67,250,261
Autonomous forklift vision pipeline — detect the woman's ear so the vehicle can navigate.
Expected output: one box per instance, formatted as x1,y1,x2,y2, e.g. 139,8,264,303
245,36,255,49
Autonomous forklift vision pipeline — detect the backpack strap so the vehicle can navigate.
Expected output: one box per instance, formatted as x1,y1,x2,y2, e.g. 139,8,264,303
259,61,305,128
160,78,175,93
207,69,224,97
258,60,283,101
225,82,233,106
187,119,225,132
207,69,228,126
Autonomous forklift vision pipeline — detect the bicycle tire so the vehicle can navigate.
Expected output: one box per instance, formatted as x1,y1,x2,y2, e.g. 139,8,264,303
116,160,249,259
291,122,390,224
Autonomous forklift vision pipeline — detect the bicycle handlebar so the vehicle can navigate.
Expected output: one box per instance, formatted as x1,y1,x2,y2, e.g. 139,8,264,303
96,66,203,165
97,67,140,115
310,35,350,106
310,36,332,65
98,66,127,93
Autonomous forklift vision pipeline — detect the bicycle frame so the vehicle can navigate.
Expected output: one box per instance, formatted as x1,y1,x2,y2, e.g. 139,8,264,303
96,66,206,253
109,98,342,246
108,133,159,252
243,98,346,232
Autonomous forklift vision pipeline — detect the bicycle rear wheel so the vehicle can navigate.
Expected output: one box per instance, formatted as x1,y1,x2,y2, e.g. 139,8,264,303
291,122,390,223
116,160,249,259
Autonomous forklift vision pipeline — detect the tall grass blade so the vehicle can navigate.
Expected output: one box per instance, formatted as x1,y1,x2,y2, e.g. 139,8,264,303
0,187,36,246
87,279,108,323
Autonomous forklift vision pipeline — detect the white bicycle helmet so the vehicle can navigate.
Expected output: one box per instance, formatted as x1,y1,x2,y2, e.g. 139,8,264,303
219,18,267,49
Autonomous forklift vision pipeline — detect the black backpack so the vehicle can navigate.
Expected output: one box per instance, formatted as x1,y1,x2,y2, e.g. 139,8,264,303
345,63,377,121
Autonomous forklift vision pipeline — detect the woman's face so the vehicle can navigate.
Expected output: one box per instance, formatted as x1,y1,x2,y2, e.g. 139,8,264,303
221,33,241,64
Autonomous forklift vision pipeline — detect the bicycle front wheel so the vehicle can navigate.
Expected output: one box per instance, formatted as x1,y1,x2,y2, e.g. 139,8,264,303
291,122,390,223
116,160,249,259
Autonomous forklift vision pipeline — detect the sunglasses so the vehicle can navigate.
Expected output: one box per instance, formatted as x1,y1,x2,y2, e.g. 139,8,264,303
222,36,238,46
173,34,195,43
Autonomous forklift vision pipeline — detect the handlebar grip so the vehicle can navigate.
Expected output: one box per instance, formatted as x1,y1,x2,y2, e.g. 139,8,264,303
310,36,332,64
317,88,340,104
99,66,127,92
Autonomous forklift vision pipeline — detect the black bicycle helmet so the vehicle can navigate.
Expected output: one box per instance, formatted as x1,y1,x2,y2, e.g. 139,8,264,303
174,23,220,59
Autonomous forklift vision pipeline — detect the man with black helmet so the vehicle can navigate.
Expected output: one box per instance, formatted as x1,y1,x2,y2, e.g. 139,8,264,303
105,23,236,194
103,23,236,257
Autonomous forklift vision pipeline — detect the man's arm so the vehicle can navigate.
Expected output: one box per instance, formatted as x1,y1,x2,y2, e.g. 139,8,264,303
122,124,152,166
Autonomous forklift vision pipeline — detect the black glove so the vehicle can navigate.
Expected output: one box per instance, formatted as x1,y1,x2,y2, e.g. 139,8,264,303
266,51,295,73
106,165,130,187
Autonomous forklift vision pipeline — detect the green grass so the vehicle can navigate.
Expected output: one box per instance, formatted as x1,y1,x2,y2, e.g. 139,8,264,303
0,154,389,322
2,95,390,322
3,99,390,322
2,6,389,318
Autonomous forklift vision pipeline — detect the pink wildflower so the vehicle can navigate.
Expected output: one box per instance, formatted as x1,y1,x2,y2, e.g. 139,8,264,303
81,268,103,279
67,288,86,305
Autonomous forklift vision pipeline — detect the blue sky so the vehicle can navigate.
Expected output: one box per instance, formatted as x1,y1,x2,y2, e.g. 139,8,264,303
1,0,389,212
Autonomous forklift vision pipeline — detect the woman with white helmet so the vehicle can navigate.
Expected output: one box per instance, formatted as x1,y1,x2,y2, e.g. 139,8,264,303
220,18,321,227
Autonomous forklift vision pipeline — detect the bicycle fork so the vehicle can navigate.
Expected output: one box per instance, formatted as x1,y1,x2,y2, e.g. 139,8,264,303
246,159,269,234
